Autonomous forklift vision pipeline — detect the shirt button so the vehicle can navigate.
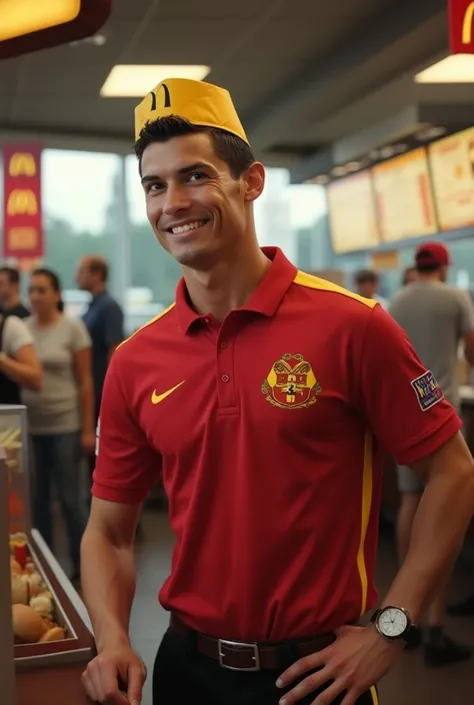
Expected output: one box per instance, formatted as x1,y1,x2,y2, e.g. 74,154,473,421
220,341,228,349
221,374,230,383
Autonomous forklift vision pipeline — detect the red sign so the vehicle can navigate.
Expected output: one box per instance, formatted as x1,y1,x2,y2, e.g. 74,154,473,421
0,0,111,60
2,145,44,260
449,0,474,54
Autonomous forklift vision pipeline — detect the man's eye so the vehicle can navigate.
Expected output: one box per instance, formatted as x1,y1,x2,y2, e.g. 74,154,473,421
188,172,205,182
149,183,164,192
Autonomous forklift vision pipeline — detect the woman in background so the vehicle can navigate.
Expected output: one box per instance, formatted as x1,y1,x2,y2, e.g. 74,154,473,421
22,268,95,581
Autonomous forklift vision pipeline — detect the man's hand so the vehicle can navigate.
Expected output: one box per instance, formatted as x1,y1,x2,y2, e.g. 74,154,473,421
82,646,147,705
276,625,403,705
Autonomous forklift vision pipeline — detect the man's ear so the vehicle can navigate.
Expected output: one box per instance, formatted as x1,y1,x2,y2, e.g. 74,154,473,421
242,162,265,203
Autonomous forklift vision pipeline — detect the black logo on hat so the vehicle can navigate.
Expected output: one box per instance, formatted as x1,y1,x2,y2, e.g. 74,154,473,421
150,83,171,111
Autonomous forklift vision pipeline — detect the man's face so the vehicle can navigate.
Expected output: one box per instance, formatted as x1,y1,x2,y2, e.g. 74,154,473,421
140,132,264,269
357,281,377,299
76,258,93,291
0,273,13,304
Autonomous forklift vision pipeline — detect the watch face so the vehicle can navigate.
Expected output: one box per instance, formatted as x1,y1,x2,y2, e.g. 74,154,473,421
377,608,408,638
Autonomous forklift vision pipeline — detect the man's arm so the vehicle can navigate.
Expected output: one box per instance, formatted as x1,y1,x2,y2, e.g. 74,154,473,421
458,292,474,366
277,305,473,705
81,350,160,705
81,498,141,651
382,431,474,620
104,302,125,365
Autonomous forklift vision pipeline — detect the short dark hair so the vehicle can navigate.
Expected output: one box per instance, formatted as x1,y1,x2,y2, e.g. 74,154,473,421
416,262,440,274
0,266,20,285
134,116,255,179
31,267,64,312
87,256,109,283
355,269,379,286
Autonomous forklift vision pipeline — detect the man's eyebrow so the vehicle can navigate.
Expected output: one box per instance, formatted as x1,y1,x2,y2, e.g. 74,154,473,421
141,162,212,185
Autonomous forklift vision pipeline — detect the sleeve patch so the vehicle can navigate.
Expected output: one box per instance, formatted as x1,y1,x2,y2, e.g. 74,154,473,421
411,371,443,412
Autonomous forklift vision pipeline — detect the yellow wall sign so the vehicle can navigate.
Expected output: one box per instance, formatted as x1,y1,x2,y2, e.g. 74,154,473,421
0,0,111,59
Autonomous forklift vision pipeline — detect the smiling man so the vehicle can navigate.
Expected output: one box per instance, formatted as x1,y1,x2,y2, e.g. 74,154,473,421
80,78,474,705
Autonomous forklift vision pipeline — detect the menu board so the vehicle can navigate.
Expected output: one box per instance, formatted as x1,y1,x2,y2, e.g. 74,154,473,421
372,148,437,242
429,127,474,231
326,171,380,253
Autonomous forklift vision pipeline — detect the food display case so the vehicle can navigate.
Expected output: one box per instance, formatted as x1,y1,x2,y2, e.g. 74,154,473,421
1,404,96,704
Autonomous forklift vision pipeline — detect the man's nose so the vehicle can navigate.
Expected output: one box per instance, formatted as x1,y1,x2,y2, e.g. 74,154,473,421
162,183,192,215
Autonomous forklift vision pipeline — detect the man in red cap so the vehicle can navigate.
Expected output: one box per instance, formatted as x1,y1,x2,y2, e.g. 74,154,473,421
390,240,474,667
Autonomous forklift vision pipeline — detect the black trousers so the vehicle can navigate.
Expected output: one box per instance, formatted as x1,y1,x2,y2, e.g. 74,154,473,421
153,627,379,705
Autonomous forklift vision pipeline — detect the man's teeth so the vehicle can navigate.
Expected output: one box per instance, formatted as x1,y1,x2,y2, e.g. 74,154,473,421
171,221,205,235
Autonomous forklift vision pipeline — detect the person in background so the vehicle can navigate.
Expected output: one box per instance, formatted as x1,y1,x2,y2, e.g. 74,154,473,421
23,268,95,582
354,269,388,308
0,266,30,318
402,266,418,287
76,255,124,481
0,311,42,403
390,241,474,667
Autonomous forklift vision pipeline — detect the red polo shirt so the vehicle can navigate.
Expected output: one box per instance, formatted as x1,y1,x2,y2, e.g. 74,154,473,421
93,247,461,642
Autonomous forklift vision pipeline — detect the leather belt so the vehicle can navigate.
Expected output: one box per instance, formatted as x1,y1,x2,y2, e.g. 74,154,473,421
170,613,336,671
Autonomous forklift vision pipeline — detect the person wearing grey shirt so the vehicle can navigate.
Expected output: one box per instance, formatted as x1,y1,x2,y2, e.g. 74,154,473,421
389,241,474,667
22,268,95,582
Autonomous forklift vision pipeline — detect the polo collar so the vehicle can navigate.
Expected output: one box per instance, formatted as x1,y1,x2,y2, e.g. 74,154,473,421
175,246,297,334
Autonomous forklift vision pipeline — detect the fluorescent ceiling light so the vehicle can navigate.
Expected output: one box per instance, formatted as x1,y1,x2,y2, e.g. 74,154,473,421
100,65,210,97
415,54,474,83
0,0,80,41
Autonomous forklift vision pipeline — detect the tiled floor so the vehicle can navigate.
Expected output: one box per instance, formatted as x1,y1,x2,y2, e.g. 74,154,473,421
57,507,474,705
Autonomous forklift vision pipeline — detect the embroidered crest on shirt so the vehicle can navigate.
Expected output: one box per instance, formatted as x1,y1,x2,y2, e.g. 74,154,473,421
411,370,443,412
261,353,321,410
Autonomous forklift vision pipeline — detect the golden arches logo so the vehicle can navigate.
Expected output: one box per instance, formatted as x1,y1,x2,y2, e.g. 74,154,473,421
6,189,38,216
462,2,474,44
8,152,37,177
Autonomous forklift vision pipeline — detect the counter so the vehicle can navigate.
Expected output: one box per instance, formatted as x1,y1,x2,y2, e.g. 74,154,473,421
15,530,95,705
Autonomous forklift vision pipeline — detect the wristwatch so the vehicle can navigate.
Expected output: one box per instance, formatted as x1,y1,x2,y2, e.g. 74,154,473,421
370,606,419,647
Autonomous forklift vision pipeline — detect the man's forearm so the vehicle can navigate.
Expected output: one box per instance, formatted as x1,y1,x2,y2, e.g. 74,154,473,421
381,463,474,621
81,527,136,651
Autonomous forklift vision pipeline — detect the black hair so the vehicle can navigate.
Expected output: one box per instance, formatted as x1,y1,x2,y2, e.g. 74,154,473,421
31,268,64,312
416,263,440,274
133,116,255,179
355,269,379,286
0,266,20,285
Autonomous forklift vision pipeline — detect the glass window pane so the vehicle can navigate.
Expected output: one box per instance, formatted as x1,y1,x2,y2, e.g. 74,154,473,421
42,149,122,317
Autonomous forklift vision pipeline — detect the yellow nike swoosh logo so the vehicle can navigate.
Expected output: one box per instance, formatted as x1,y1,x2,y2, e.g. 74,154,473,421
151,381,185,405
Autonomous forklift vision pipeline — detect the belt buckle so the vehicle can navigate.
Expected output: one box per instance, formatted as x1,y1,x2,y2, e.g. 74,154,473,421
217,639,261,671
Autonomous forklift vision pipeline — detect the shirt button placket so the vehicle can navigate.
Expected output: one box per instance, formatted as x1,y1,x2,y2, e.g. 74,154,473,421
217,337,236,409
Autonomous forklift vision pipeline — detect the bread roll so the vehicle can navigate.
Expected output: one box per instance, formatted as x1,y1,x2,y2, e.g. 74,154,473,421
12,604,48,643
11,575,29,605
39,627,65,643
10,557,22,575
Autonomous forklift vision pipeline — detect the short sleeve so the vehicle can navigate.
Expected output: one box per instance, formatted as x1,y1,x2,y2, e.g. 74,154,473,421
104,302,124,348
357,304,461,466
458,291,474,337
70,318,91,352
92,353,161,504
3,317,34,356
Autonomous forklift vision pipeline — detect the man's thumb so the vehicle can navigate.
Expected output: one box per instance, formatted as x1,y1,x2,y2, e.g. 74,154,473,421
127,663,145,705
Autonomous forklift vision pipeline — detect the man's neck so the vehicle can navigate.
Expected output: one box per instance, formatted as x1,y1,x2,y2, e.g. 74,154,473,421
182,243,271,322
417,273,441,283
89,283,106,297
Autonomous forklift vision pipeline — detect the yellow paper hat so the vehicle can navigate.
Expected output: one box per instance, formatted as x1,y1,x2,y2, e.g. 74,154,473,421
134,77,249,144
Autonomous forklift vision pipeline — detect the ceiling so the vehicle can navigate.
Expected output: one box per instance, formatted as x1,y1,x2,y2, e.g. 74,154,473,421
0,0,470,181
